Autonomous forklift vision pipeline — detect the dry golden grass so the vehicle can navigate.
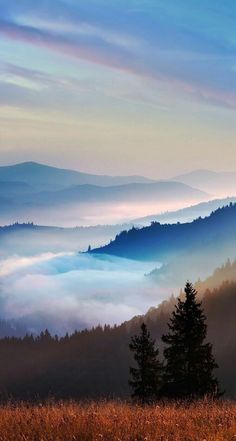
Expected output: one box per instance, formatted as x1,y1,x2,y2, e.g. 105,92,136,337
0,400,235,441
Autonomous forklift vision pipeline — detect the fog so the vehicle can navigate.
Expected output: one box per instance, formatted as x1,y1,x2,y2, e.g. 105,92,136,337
1,199,234,336
0,198,210,228
0,224,129,257
0,252,163,334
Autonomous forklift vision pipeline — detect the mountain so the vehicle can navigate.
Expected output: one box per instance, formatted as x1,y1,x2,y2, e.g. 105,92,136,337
23,181,209,205
90,203,236,264
0,161,155,191
2,198,233,258
0,181,33,194
90,204,236,291
0,165,209,226
172,169,236,197
133,197,236,225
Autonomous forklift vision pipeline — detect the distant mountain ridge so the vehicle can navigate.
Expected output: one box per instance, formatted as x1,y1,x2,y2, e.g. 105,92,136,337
172,169,236,197
3,161,235,226
0,162,210,226
23,181,208,205
0,161,156,191
2,162,236,196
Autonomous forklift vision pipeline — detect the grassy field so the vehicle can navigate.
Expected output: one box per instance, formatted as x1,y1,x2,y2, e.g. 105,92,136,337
0,401,235,440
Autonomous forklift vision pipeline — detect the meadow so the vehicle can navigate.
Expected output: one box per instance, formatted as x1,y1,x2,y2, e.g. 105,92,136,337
0,400,235,441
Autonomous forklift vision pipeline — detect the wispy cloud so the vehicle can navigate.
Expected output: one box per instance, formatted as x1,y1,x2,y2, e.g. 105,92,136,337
1,0,236,177
0,18,137,73
0,0,236,110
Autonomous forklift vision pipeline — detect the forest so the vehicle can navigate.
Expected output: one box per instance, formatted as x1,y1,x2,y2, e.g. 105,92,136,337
0,262,235,400
91,204,236,261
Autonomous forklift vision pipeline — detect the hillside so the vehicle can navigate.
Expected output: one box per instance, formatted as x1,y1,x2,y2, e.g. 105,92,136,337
133,196,236,225
0,268,236,398
91,204,236,262
1,198,234,256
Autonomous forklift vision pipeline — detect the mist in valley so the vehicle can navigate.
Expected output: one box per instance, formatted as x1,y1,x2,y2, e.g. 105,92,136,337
0,251,163,335
1,163,236,336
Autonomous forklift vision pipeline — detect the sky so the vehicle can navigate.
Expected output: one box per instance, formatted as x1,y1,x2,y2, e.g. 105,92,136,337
0,0,236,178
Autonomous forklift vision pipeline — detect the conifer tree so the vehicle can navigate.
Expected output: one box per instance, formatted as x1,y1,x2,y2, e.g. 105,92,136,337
162,282,220,399
129,322,162,403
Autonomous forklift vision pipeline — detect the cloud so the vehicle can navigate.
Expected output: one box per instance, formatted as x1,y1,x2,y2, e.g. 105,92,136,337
0,252,163,334
0,61,96,111
0,252,72,277
0,2,236,110
0,18,135,72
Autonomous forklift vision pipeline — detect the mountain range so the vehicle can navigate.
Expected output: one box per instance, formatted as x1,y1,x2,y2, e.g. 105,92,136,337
0,161,155,191
0,162,210,226
2,162,236,226
4,163,235,195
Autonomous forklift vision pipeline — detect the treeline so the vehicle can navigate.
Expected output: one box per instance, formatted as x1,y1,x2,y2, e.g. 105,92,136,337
0,278,235,399
0,320,28,338
0,222,35,231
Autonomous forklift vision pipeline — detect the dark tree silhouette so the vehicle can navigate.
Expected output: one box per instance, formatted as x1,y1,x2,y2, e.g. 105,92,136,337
129,322,162,403
162,282,220,399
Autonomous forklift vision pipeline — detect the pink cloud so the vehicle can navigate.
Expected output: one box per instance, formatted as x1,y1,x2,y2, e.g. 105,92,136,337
1,18,236,110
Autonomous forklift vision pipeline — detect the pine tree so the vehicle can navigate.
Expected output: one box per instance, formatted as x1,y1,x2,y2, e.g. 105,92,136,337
162,282,220,399
129,322,163,403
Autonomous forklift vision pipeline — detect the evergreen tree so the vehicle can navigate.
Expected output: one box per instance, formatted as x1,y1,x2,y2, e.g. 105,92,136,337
129,322,162,403
162,282,220,399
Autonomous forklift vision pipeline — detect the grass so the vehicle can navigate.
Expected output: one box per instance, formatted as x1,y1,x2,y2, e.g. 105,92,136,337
0,400,235,440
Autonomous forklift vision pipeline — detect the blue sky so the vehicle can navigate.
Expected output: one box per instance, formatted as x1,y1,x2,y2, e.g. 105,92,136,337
0,0,235,177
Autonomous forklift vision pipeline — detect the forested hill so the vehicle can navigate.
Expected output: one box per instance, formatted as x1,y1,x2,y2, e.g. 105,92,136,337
0,272,236,398
90,204,236,261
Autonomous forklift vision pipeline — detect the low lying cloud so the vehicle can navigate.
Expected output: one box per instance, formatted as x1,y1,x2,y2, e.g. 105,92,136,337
0,252,163,334
0,252,71,277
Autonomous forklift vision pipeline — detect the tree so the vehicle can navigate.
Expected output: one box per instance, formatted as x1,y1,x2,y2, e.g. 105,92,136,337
162,282,220,399
129,322,163,403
